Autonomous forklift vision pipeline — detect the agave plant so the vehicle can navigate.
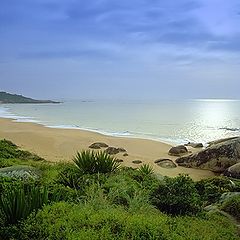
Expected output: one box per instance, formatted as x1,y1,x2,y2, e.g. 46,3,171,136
73,150,120,174
138,164,154,176
0,184,48,224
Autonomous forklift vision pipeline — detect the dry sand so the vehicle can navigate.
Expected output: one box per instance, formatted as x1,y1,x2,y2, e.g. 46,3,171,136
0,117,215,180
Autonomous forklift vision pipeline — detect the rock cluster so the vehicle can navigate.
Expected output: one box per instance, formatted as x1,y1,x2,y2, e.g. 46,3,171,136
176,137,240,174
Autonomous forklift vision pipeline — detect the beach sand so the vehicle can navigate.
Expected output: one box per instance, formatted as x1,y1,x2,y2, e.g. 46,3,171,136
0,117,214,180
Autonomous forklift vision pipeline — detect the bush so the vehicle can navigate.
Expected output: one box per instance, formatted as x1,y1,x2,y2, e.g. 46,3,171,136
195,177,234,205
73,150,120,174
20,202,239,240
0,139,43,162
0,183,48,225
221,195,240,220
151,174,202,215
138,164,154,176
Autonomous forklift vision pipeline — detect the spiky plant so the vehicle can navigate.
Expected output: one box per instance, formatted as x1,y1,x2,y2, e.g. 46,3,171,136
0,185,48,224
73,150,120,174
138,164,154,176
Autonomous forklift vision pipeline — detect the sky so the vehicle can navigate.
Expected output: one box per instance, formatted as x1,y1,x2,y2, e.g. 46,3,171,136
0,0,240,100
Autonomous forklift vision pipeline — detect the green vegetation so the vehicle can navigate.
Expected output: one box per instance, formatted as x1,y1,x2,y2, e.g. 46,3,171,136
0,91,59,104
0,139,239,239
221,195,240,221
73,150,120,174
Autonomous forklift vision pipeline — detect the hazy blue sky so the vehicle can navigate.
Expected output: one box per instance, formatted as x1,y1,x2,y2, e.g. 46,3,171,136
0,0,240,100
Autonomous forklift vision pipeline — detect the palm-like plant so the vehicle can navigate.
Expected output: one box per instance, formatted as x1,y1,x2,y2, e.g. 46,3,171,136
138,164,154,176
73,150,120,174
0,185,48,224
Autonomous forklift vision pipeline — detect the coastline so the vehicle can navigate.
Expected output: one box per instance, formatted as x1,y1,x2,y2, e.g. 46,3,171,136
0,117,214,180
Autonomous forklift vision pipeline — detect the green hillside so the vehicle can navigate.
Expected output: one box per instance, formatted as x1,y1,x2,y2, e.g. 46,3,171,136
0,91,59,104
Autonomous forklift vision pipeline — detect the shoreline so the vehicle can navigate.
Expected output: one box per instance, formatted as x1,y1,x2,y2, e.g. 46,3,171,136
0,117,214,180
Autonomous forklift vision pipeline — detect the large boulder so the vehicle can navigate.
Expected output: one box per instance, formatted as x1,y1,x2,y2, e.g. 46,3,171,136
168,145,188,156
89,142,109,149
224,163,240,179
176,137,240,172
154,159,177,168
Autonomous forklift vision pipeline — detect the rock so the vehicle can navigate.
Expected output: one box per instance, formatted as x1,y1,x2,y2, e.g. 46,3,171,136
185,142,204,148
105,147,127,155
123,153,128,157
116,159,124,163
118,147,127,153
105,147,120,155
176,137,240,172
219,192,240,204
154,159,177,168
89,142,109,149
224,163,240,179
0,165,41,180
168,145,188,156
132,160,142,164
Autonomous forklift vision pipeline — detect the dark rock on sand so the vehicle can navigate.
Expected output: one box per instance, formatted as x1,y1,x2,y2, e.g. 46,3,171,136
185,142,204,148
123,153,129,157
0,165,41,180
168,145,188,156
118,147,127,153
154,159,177,168
116,159,124,163
224,163,240,179
89,142,109,149
176,137,240,173
105,147,120,155
132,160,142,164
105,147,127,155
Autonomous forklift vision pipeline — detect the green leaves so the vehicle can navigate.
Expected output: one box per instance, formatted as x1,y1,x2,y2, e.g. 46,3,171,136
73,150,120,174
0,184,49,224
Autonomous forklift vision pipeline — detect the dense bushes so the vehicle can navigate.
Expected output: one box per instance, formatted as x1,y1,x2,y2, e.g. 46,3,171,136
20,202,238,240
195,177,235,205
0,139,43,163
151,175,201,215
221,195,240,220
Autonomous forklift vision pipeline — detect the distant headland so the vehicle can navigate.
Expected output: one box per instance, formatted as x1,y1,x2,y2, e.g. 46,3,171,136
0,91,60,104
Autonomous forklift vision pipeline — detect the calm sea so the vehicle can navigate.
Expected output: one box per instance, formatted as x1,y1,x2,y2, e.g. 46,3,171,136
0,99,240,145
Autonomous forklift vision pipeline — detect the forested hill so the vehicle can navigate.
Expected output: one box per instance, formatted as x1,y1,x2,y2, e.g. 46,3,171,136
0,91,59,104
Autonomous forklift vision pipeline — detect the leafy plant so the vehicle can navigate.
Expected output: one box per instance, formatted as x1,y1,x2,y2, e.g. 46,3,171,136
151,174,202,215
221,195,240,220
0,184,49,224
138,164,154,176
73,150,120,174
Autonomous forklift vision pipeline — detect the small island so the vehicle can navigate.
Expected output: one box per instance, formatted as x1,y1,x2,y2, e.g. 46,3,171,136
0,91,60,104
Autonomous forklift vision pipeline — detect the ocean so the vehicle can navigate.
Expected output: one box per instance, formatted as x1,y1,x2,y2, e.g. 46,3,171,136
0,99,240,145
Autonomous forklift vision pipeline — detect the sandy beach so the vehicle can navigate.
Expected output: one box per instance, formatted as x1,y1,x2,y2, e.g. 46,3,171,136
0,117,214,180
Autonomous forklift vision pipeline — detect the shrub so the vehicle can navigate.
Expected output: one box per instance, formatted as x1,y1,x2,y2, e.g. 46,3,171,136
73,150,120,174
151,174,202,215
0,139,43,161
221,195,240,220
20,202,239,240
195,177,234,205
56,163,82,189
0,184,48,225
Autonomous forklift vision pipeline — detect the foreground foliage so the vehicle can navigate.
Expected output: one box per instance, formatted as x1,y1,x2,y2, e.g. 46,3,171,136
20,201,237,240
0,139,239,240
